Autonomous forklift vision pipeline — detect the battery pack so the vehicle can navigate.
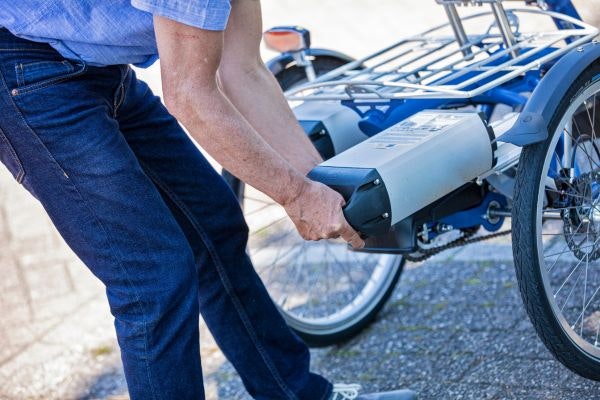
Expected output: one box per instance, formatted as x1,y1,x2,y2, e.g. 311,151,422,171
308,110,497,236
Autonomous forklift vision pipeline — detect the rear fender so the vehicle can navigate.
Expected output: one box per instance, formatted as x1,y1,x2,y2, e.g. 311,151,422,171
498,41,600,146
265,48,354,76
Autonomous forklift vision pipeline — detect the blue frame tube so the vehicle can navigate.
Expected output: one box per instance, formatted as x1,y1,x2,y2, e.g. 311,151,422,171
337,0,586,234
543,0,582,25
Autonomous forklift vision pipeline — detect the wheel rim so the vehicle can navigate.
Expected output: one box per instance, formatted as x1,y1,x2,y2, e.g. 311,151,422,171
244,185,401,335
536,79,600,359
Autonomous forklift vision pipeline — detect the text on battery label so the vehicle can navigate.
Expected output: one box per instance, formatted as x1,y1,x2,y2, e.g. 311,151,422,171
369,113,466,148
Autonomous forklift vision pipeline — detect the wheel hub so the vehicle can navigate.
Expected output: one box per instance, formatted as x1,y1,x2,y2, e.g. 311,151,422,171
560,172,600,261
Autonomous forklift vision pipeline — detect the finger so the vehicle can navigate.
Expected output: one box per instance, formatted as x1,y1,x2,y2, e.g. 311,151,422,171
339,221,365,249
349,232,365,249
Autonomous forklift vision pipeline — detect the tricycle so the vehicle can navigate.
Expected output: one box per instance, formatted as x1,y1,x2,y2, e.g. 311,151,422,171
223,0,600,381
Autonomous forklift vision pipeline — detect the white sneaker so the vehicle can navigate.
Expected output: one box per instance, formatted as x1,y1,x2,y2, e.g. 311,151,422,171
330,383,417,400
331,383,362,400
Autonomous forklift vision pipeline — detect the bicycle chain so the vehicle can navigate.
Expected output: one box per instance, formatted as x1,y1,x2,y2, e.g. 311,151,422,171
403,229,512,262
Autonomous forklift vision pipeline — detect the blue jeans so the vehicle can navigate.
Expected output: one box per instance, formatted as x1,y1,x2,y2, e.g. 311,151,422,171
0,29,332,400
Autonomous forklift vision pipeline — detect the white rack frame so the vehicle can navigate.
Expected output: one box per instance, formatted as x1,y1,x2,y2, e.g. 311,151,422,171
284,6,599,102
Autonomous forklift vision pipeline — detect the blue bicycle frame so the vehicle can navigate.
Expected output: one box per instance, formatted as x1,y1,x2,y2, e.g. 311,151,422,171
326,0,597,237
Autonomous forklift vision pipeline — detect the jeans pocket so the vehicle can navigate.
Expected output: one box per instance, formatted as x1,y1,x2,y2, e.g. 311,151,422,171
0,127,25,183
13,59,86,96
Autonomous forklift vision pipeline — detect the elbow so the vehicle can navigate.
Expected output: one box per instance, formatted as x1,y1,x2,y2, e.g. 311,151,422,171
163,85,191,124
162,73,219,125
219,57,268,93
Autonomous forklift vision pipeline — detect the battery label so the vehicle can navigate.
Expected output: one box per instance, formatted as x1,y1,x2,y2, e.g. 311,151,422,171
370,113,466,149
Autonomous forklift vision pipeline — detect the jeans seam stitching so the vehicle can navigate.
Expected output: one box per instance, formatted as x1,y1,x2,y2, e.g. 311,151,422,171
0,128,25,183
320,385,332,400
113,66,128,117
1,74,159,400
114,84,124,117
15,63,23,87
0,48,56,53
141,163,298,400
12,62,87,96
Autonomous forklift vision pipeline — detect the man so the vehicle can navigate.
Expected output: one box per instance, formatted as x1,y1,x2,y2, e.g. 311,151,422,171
0,1,415,399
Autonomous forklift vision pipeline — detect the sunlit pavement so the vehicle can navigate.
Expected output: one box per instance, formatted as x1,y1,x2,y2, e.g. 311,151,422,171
1,1,600,399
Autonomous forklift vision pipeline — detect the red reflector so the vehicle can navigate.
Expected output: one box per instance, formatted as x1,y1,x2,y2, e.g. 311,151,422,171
263,31,305,53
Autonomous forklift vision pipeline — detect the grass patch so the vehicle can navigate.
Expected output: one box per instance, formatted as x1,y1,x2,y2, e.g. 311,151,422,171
503,281,516,289
465,277,482,286
90,345,113,357
387,297,411,309
332,348,361,358
432,301,448,312
397,325,432,332
413,279,429,289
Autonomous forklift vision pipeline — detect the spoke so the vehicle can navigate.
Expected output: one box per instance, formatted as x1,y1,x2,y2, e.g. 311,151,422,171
325,242,361,289
249,225,296,257
299,250,319,318
277,241,307,310
553,234,600,297
584,99,598,148
249,216,288,237
551,151,577,189
554,255,587,297
324,244,333,307
560,265,585,312
245,202,277,217
340,248,360,287
543,215,587,262
258,243,303,278
572,284,600,331
545,188,595,203
546,204,600,212
593,93,597,138
546,241,574,273
582,251,589,336
595,312,600,346
244,195,274,205
563,124,600,172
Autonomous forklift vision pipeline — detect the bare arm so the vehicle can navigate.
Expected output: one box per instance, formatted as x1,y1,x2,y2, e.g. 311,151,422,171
218,0,322,175
153,16,364,247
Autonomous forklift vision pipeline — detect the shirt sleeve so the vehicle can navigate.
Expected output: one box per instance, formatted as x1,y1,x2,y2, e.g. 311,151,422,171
131,0,231,31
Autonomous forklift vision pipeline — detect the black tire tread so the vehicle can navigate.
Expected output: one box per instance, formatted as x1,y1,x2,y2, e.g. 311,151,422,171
513,58,600,380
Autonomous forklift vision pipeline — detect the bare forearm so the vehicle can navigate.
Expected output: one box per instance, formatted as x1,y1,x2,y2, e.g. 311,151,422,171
154,16,308,205
219,63,322,175
175,87,307,205
153,14,364,248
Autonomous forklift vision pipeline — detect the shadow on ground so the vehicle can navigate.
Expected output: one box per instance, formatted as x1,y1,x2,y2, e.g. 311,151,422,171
204,258,600,400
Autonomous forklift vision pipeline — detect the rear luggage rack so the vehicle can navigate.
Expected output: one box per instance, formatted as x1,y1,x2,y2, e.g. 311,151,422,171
285,6,598,101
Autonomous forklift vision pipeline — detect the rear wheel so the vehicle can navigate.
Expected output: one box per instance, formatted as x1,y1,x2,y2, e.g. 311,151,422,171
223,56,404,347
513,60,600,379
237,185,404,347
275,56,349,91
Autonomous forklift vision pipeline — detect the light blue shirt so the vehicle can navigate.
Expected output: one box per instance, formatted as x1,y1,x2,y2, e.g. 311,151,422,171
0,0,231,67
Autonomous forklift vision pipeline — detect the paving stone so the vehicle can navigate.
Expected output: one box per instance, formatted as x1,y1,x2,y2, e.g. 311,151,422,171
25,262,74,302
444,329,553,360
492,387,594,400
436,383,501,400
426,303,524,332
452,244,514,263
560,370,600,391
462,357,568,388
